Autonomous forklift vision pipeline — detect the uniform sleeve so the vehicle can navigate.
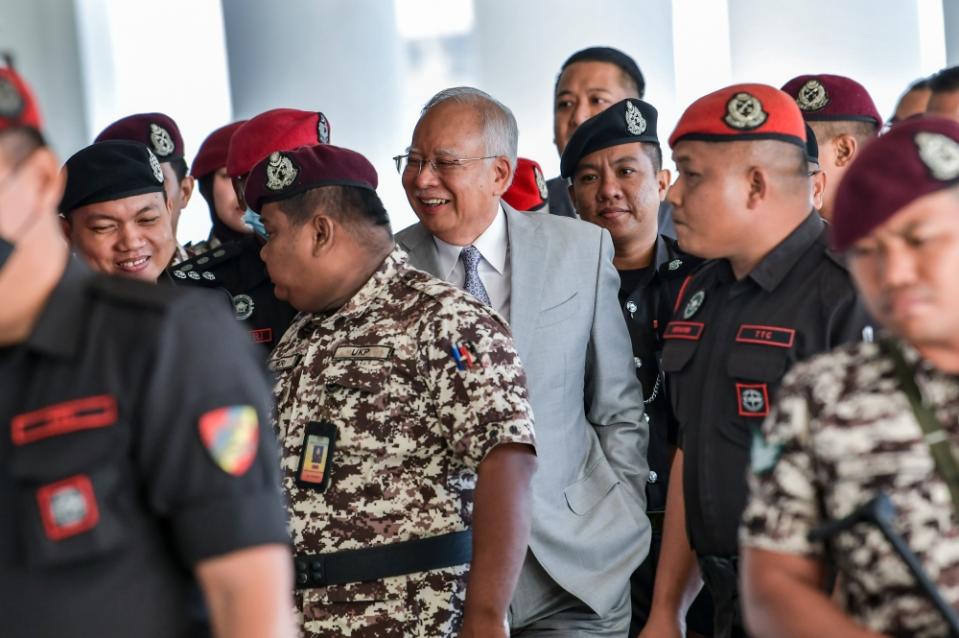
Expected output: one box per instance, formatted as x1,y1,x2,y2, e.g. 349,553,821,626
421,302,536,469
739,365,824,557
136,290,289,566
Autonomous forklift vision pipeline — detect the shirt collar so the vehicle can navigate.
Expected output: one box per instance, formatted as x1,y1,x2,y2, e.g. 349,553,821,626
432,205,509,279
316,244,409,327
747,211,824,292
26,257,93,359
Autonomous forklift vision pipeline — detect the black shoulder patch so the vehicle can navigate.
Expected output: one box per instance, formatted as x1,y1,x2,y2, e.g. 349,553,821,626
166,241,243,285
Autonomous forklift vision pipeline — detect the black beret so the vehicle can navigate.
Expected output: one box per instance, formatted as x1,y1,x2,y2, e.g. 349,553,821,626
805,123,819,165
60,140,166,214
561,47,645,97
560,98,659,179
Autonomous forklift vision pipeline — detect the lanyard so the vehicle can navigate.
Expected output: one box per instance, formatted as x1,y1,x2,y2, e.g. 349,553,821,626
882,339,959,515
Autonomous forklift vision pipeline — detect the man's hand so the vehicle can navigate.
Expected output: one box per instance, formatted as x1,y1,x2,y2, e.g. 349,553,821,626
636,612,685,638
459,613,509,638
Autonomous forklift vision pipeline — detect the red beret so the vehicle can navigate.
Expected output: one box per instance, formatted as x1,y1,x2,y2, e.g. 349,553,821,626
0,66,42,134
244,143,377,213
832,116,959,250
669,83,806,149
503,157,548,211
191,120,247,180
781,74,882,127
226,109,331,178
95,112,184,162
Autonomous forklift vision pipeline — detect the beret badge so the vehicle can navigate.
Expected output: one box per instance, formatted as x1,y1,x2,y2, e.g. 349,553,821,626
915,132,959,181
149,123,175,157
625,100,647,136
147,149,164,183
317,113,330,144
796,79,829,111
534,165,548,199
266,151,298,191
724,92,767,130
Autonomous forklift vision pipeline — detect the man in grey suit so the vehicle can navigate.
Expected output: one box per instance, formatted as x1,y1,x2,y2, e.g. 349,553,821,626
394,86,650,636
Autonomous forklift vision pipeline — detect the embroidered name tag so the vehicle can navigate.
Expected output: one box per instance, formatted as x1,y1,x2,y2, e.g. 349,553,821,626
333,345,393,360
12,395,118,446
735,324,795,348
663,321,705,341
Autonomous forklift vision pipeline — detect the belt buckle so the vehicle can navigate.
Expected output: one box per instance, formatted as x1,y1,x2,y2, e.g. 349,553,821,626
295,556,327,588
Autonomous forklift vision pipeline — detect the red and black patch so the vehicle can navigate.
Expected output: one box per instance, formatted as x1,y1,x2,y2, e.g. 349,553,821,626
36,474,100,541
12,395,117,446
736,383,770,417
663,321,705,341
250,328,273,344
735,324,795,348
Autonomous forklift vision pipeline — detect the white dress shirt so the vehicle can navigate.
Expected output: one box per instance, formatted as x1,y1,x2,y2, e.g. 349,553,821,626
432,205,511,319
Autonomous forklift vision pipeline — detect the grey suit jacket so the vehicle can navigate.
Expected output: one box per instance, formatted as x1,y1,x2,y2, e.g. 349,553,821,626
396,203,650,616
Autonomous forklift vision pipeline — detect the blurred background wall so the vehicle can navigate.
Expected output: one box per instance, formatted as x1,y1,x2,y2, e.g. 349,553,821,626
1,0,955,242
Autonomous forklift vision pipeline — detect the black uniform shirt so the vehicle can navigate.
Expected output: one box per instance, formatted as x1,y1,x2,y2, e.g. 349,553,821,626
0,259,289,638
661,212,869,556
168,235,298,352
618,234,702,513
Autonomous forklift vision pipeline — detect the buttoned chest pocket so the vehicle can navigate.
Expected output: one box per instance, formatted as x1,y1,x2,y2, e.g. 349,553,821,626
724,348,792,448
269,353,302,438
8,395,129,567
323,362,404,453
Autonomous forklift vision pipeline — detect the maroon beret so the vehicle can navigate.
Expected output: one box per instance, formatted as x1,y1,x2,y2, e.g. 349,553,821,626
95,112,184,162
503,157,548,211
244,143,377,213
669,83,806,149
781,74,882,127
832,116,959,250
226,108,331,178
0,66,42,134
191,120,247,180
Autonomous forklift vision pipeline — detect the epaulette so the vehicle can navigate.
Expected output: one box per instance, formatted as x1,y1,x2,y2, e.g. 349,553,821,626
825,247,849,271
166,240,243,285
87,273,179,311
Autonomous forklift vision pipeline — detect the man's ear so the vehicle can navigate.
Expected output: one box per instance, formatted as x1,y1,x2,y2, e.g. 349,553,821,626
310,213,334,256
656,169,671,201
59,215,72,241
179,175,195,208
491,157,514,197
745,165,768,210
834,133,858,168
29,147,66,217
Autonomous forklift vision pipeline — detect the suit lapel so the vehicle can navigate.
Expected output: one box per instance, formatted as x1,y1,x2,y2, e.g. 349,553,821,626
397,222,442,276
505,204,548,356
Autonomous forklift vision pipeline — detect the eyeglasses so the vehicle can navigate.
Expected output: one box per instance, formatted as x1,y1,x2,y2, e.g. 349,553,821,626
393,154,497,176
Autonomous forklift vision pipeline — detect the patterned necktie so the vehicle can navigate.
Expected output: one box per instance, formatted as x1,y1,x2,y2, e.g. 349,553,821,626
459,245,492,307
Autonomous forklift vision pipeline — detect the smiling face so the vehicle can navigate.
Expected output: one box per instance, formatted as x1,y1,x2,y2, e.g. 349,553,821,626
553,61,639,156
569,142,667,250
848,187,959,350
65,191,175,281
402,100,511,245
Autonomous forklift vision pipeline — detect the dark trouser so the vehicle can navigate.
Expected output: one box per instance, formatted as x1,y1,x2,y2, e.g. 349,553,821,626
630,517,714,636
697,555,747,638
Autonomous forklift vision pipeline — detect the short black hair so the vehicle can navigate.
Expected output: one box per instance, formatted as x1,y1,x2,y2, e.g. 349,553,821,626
277,185,392,239
641,142,662,173
168,157,189,183
930,66,959,93
555,46,645,99
0,126,45,165
907,76,932,92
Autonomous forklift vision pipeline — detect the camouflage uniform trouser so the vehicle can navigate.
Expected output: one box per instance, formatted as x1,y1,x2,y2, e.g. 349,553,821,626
295,564,469,637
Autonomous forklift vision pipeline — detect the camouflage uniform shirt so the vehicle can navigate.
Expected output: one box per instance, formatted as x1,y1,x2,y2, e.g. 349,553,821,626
741,339,959,638
270,246,536,637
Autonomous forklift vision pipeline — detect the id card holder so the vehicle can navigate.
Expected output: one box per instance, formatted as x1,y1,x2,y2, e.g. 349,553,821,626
296,421,337,492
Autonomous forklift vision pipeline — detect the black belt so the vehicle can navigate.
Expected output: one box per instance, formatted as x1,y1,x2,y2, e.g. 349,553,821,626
294,529,472,589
